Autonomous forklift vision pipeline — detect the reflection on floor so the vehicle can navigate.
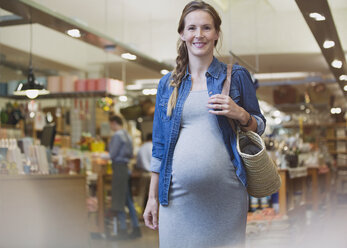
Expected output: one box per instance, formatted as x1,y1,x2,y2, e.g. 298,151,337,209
90,199,347,248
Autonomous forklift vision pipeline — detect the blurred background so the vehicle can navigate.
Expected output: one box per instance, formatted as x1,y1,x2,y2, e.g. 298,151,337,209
0,0,346,247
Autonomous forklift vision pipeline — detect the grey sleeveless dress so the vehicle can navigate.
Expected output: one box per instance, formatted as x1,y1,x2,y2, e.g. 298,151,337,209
159,90,248,248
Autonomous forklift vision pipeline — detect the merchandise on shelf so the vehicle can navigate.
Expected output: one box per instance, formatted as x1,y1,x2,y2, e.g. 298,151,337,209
0,137,51,175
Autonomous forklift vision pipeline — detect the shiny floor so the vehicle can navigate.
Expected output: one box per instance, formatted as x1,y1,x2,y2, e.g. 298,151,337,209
89,201,347,248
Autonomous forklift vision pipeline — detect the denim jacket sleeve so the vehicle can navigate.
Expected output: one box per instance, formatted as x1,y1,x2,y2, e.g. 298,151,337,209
150,73,171,173
232,66,266,135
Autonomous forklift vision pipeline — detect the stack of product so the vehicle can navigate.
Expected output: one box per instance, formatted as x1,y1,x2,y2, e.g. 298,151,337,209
0,137,50,175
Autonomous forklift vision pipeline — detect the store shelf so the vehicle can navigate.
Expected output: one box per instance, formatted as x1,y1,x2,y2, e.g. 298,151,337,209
276,103,328,112
0,174,85,181
329,151,347,155
326,138,347,141
0,91,119,100
283,122,347,128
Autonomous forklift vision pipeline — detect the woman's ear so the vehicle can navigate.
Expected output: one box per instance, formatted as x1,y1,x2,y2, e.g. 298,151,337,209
180,32,186,41
215,31,220,41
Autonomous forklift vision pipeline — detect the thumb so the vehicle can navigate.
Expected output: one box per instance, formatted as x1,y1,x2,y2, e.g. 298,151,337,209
152,210,158,229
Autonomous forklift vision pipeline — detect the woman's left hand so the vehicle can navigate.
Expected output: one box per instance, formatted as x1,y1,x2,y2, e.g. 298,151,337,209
207,94,246,121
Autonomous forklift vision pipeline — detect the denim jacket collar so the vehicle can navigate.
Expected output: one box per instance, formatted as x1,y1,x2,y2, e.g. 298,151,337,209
182,56,223,80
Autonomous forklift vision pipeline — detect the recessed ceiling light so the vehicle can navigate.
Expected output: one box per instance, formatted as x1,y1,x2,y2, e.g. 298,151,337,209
253,72,312,80
309,12,326,21
160,69,169,75
66,29,81,38
331,60,343,69
121,53,137,60
344,85,347,91
339,75,347,81
323,40,335,49
142,89,157,95
119,96,128,102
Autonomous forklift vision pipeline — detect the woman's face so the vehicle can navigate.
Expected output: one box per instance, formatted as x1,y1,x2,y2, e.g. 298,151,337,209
180,10,219,60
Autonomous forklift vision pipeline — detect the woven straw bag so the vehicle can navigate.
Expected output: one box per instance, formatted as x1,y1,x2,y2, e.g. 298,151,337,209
222,64,281,198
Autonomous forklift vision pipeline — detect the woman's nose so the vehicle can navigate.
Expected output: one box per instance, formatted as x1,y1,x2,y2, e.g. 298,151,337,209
195,28,203,38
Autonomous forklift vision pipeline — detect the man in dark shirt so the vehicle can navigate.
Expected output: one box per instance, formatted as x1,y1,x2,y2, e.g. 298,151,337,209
109,115,141,239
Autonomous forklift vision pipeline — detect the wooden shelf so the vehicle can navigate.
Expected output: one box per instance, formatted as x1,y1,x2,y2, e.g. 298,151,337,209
329,151,347,155
283,122,347,128
326,138,347,141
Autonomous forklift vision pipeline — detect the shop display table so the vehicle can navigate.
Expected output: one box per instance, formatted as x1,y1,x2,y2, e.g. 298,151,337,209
0,174,88,248
278,167,331,216
278,168,308,215
307,167,331,211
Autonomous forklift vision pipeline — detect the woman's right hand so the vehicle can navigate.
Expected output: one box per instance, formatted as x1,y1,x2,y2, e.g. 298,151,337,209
143,197,159,230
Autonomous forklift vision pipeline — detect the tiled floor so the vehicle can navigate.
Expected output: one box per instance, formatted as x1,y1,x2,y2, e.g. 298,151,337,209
90,200,347,248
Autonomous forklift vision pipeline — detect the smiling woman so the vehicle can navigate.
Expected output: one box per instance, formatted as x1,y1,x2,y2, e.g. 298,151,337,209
143,1,266,248
179,10,219,59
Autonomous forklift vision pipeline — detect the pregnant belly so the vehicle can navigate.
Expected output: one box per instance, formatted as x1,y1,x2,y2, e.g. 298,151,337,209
171,128,239,195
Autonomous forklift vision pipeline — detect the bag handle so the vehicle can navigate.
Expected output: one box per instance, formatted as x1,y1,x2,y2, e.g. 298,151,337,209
221,64,238,134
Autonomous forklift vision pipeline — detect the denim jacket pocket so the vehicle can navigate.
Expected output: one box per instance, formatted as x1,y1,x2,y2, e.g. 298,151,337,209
159,98,171,122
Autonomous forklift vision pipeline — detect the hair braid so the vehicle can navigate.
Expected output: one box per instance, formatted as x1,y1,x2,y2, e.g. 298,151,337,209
167,40,189,116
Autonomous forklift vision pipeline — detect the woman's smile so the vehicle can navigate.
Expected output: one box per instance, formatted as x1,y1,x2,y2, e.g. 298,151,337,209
193,41,206,48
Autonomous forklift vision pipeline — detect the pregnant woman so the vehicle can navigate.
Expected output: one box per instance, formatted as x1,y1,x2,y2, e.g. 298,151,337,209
143,1,266,247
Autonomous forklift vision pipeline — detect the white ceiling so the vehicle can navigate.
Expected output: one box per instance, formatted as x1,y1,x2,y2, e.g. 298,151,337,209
0,0,347,108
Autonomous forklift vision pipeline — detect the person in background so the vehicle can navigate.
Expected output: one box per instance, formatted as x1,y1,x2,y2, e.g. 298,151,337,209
136,133,153,210
143,1,265,247
108,115,141,240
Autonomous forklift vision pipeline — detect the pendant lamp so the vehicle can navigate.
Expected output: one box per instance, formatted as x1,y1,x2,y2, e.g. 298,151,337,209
14,22,49,99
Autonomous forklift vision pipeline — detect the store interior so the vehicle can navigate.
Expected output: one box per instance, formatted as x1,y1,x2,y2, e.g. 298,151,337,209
0,0,347,247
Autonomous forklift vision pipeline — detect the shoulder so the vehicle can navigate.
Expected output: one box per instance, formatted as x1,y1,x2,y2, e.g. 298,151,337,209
158,72,172,90
232,64,250,77
113,131,121,139
157,72,173,97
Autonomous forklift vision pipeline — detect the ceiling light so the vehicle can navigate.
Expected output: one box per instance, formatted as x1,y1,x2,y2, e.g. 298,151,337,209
323,40,335,49
253,72,312,80
142,89,157,95
66,29,81,38
160,69,169,75
331,60,342,69
344,85,347,91
121,53,137,60
14,22,50,99
339,75,347,81
119,96,128,102
13,68,50,99
331,107,342,114
309,12,326,21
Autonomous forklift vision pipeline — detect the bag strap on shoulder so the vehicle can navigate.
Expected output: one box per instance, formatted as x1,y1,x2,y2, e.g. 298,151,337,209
221,64,238,133
221,64,233,96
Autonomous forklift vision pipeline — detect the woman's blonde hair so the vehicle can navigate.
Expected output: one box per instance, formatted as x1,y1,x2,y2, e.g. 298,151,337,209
167,0,222,116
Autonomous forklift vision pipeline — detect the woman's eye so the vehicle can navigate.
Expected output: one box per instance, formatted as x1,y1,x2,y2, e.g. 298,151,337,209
188,27,195,30
204,26,211,30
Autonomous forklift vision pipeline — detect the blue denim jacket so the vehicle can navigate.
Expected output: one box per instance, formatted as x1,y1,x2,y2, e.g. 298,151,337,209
150,57,266,206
